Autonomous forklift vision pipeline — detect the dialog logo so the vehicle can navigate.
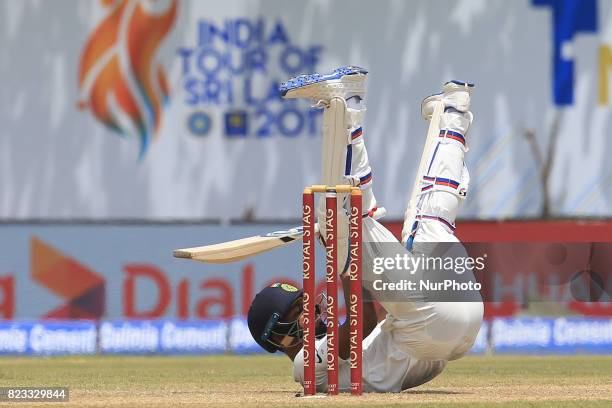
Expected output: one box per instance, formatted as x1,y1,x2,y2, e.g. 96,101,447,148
31,237,105,319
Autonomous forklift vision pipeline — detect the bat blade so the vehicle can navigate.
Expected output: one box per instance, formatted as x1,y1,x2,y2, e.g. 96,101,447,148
173,226,313,264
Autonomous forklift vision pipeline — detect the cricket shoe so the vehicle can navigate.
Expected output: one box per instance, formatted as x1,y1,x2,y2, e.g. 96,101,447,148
279,66,367,102
421,80,474,120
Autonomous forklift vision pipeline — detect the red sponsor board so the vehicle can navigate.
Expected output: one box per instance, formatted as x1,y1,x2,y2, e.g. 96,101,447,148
121,263,345,320
0,276,14,318
0,221,610,320
382,220,612,242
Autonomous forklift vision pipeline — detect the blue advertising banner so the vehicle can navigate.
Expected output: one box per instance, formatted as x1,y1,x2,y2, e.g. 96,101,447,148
492,317,612,354
470,321,489,354
2,317,610,356
99,321,160,354
552,318,612,353
0,321,96,356
229,317,263,354
100,320,228,354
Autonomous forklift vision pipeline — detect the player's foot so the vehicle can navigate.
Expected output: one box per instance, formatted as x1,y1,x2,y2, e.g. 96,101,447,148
279,66,368,102
421,80,474,120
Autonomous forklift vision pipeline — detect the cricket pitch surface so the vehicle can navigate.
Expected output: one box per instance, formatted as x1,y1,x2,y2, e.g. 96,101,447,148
1,355,610,407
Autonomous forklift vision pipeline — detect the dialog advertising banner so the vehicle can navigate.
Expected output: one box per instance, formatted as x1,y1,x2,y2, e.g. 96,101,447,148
0,224,314,320
0,223,611,320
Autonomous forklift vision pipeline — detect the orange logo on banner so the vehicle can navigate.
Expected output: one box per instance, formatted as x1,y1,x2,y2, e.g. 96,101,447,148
31,237,106,319
77,0,178,157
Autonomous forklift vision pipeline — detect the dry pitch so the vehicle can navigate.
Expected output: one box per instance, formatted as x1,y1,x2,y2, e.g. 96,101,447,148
0,355,610,407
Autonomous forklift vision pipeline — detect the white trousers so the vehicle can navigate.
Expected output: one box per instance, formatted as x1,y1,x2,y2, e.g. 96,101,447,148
363,109,482,361
363,217,483,361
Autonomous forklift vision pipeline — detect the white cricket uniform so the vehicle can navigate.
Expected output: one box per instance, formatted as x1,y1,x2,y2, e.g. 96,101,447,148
293,321,446,393
293,220,481,393
295,101,483,393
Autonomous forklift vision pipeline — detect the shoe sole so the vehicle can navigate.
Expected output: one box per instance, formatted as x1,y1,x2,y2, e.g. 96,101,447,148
280,66,368,97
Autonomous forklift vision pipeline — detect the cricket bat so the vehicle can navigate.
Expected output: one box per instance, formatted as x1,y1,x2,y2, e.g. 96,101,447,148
173,225,319,264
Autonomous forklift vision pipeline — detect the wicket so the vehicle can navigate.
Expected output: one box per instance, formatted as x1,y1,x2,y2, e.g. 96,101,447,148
302,185,363,396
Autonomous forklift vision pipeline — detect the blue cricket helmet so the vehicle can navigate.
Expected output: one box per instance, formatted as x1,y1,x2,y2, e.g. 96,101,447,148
247,283,303,353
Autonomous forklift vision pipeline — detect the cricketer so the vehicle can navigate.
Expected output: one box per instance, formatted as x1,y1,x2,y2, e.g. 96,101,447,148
247,67,484,393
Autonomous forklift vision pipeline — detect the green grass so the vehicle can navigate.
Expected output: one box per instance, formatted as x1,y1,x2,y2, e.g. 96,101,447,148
0,355,610,407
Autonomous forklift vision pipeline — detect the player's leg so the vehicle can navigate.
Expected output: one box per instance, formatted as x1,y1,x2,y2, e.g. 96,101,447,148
354,82,482,362
281,66,385,266
386,81,483,361
342,95,380,216
405,80,474,248
281,66,369,188
359,321,447,392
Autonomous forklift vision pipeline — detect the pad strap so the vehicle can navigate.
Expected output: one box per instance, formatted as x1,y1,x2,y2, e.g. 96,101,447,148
415,214,456,232
358,171,373,187
439,129,465,146
405,214,456,251
421,175,462,195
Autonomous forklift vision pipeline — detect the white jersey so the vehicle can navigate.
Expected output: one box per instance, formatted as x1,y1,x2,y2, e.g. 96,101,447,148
293,320,446,393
